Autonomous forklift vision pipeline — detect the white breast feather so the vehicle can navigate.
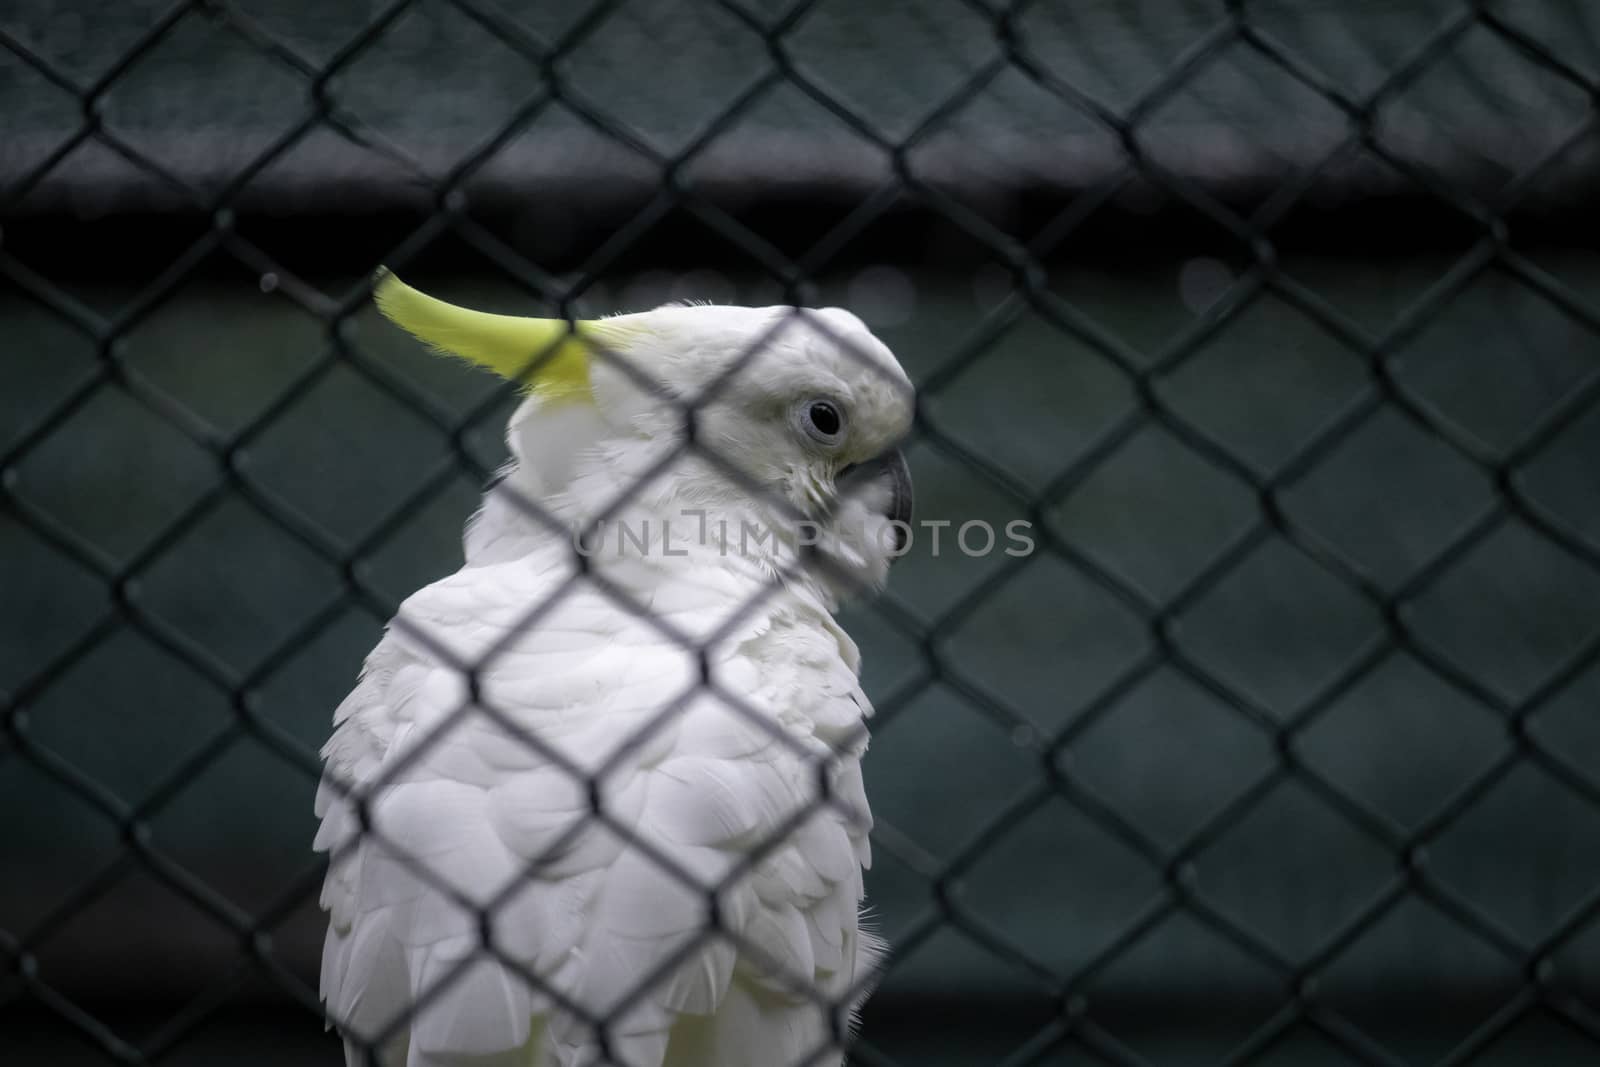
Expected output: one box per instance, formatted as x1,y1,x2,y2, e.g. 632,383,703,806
314,538,884,1067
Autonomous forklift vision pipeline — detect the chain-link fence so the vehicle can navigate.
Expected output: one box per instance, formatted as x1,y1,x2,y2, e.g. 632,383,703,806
5,0,1600,1064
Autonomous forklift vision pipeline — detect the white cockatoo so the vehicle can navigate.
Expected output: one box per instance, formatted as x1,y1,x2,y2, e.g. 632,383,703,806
313,272,914,1067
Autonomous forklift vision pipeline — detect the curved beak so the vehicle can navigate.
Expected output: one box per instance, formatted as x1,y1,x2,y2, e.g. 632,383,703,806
840,448,914,554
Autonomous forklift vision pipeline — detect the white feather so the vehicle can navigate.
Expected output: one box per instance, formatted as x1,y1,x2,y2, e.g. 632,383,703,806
317,302,909,1067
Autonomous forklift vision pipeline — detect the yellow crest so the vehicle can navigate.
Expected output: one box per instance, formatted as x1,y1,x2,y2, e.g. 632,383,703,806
372,269,638,404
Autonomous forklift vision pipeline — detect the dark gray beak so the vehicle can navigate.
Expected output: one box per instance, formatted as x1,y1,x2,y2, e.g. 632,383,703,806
840,447,914,554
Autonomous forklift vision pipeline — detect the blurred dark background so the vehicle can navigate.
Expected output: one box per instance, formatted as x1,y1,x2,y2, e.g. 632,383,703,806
4,1,1600,1064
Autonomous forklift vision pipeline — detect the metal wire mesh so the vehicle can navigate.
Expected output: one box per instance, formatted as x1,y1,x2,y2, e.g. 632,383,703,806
4,0,1600,1064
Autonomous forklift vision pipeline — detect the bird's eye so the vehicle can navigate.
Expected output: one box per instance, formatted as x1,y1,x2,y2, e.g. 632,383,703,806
799,398,846,445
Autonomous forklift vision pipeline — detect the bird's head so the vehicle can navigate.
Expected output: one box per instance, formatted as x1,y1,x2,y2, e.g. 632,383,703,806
374,271,914,600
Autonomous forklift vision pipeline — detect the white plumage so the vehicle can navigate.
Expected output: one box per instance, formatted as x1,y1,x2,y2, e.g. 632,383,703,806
315,283,912,1067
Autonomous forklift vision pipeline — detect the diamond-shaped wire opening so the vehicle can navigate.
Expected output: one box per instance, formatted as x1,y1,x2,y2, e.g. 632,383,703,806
1028,200,1263,372
4,1,187,85
329,0,558,172
1280,406,1496,590
1426,762,1600,945
1390,267,1600,458
1155,292,1372,476
144,733,328,915
937,552,1149,735
861,919,1063,1061
865,684,1038,860
782,0,1002,144
1135,38,1352,187
1295,652,1505,831
134,494,344,672
449,101,666,256
1485,1,1600,78
1063,666,1277,847
673,79,898,238
1046,422,1256,603
1314,893,1524,1063
8,382,219,566
1375,20,1594,198
958,793,1164,978
21,861,248,1026
0,757,124,937
1083,910,1288,1064
1405,520,1600,705
1190,779,1396,965
924,309,1138,492
1247,0,1461,102
560,0,776,155
1174,536,1385,716
24,627,235,803
224,124,436,255
902,62,1122,211
241,356,457,544
1009,1,1233,115
1254,147,1493,340
94,6,310,195
118,262,330,438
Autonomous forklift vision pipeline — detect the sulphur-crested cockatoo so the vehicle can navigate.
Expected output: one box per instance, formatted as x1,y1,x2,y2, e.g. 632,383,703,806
313,271,913,1067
